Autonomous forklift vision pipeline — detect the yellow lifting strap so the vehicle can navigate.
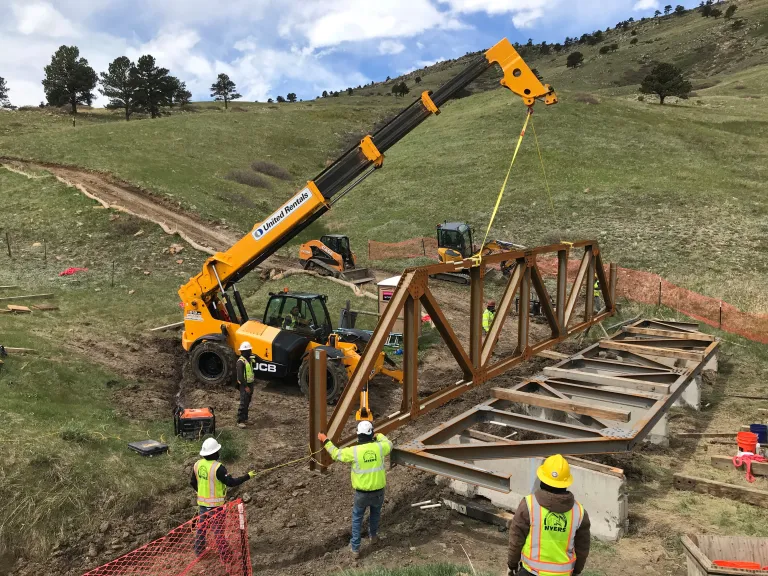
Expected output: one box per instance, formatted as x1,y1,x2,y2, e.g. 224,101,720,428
472,107,533,266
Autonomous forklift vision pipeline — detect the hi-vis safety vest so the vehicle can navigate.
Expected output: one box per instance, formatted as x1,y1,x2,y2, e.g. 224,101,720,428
194,459,227,508
238,356,254,384
593,281,600,298
521,494,584,576
482,309,495,332
325,434,393,491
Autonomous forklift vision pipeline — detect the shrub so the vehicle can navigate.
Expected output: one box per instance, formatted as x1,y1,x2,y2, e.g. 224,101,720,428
566,52,584,68
224,170,271,189
610,43,619,51
599,45,611,54
251,160,291,180
630,38,639,44
574,93,600,104
638,95,645,101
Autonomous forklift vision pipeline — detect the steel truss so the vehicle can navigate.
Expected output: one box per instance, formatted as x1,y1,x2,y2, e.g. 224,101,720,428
391,318,719,491
309,240,617,469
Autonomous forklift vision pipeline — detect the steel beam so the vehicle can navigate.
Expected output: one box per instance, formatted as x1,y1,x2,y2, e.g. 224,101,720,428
402,294,420,416
420,287,473,379
469,265,484,369
516,264,531,356
556,249,567,333
392,447,512,492
481,261,523,365
480,407,605,438
563,250,589,327
420,437,629,460
490,388,631,422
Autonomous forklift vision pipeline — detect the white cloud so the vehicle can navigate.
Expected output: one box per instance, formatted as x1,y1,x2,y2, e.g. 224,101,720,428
11,2,78,38
379,39,406,55
512,8,544,28
278,0,465,50
633,0,659,9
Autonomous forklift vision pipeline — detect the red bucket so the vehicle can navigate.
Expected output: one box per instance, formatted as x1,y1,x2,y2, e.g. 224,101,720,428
737,431,758,453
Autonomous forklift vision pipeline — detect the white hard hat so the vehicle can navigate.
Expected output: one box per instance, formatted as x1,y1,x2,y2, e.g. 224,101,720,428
200,437,222,457
357,421,374,436
239,342,252,352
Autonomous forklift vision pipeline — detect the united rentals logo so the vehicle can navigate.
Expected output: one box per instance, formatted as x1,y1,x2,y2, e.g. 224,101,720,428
543,511,568,533
252,188,313,241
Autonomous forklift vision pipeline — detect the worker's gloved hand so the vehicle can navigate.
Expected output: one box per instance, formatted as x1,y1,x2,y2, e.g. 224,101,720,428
318,432,328,443
248,470,256,479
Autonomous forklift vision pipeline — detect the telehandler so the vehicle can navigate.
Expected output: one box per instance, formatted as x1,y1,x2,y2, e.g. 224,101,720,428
178,38,556,405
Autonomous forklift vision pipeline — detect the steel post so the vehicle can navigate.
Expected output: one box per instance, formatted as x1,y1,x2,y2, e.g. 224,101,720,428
556,249,567,331
516,265,531,356
585,246,595,321
403,294,420,416
469,265,483,369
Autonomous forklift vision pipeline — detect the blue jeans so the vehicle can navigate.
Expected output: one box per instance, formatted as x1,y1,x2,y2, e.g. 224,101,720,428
351,489,384,552
194,505,231,560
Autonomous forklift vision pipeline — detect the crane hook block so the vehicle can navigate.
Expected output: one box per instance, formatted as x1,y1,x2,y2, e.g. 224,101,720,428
485,38,558,107
360,135,384,167
421,91,440,115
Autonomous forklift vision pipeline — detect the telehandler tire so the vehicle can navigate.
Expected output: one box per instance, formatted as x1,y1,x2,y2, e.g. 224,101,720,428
190,340,236,387
298,357,348,405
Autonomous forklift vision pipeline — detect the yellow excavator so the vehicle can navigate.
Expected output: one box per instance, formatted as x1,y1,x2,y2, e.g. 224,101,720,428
434,221,526,283
178,38,556,406
298,234,375,284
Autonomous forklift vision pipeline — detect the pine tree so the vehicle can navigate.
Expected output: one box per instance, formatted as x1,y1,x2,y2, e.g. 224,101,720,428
99,56,138,120
639,62,692,104
0,76,10,108
210,73,242,109
132,55,172,118
42,45,97,114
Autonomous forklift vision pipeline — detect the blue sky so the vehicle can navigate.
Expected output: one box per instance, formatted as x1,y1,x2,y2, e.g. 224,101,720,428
0,0,701,106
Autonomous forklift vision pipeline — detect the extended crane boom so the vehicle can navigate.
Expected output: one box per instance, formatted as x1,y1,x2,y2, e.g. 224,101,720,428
178,38,556,398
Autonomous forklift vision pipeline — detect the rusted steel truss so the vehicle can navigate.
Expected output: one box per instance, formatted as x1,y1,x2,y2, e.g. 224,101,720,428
391,319,719,491
308,240,617,464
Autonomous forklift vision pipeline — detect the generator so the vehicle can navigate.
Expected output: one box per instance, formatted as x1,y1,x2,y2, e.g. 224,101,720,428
174,406,216,440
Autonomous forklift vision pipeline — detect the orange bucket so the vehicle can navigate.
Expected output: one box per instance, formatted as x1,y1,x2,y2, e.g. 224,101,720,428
737,431,758,453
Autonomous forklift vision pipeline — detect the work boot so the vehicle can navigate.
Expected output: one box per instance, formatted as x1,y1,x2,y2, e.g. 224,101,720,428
349,546,360,559
237,422,246,429
370,535,379,546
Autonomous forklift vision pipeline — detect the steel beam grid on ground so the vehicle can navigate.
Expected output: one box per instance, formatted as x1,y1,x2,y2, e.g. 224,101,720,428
310,241,617,451
391,319,719,491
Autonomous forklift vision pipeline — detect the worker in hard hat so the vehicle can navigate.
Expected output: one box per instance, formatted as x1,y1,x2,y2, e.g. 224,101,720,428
482,300,496,335
236,342,255,428
318,421,393,559
507,454,591,576
191,437,256,558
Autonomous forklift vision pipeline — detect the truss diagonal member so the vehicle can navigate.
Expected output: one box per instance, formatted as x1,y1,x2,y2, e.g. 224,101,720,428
532,380,613,428
563,249,590,327
594,250,613,313
481,262,523,366
328,270,416,439
420,286,474,379
530,261,560,338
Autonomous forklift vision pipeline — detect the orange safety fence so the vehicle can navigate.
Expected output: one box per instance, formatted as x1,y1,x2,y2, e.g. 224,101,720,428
368,237,437,260
83,500,251,576
536,257,768,345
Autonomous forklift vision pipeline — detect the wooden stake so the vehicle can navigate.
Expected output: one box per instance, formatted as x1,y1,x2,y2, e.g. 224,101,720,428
673,473,768,507
43,238,47,263
149,321,184,332
5,232,10,258
111,261,115,288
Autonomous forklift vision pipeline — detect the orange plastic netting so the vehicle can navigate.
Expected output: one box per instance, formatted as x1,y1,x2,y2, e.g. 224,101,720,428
83,500,251,576
367,239,768,344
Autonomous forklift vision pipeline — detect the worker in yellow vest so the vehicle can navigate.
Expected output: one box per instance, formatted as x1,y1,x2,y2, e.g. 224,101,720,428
507,454,591,576
191,437,256,557
482,300,496,335
236,342,255,428
318,421,393,559
593,276,601,313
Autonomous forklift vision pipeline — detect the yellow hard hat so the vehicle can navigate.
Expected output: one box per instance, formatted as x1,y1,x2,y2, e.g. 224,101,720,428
537,454,573,489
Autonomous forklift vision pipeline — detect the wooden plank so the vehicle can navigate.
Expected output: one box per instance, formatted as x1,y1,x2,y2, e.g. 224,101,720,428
0,293,54,302
600,340,704,362
711,456,768,477
7,305,31,313
149,321,184,332
0,285,20,290
678,432,736,439
543,366,671,394
491,387,631,422
625,326,715,341
464,429,512,443
565,456,625,478
31,304,59,311
0,347,37,353
536,350,570,361
673,474,768,508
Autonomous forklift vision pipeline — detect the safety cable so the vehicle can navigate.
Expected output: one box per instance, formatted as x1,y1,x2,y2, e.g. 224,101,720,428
472,107,532,266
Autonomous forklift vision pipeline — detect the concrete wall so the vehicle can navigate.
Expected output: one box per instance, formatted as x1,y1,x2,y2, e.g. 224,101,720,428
448,454,628,541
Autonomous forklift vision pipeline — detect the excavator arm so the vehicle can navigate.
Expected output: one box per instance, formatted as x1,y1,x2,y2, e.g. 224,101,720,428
179,38,556,349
